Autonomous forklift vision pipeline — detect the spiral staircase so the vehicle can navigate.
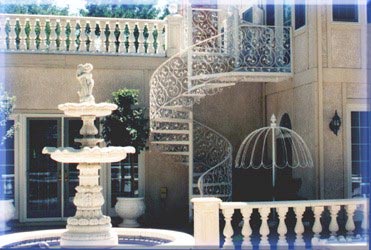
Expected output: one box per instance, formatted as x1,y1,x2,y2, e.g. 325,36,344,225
149,7,292,217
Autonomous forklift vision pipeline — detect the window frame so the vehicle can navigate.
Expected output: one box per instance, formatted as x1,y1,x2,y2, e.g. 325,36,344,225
332,0,360,23
346,104,370,198
18,114,107,222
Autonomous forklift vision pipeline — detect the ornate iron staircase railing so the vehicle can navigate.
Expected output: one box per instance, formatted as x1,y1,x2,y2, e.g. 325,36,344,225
149,7,292,217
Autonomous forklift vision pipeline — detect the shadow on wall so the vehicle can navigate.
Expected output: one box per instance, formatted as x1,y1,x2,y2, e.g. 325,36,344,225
144,151,189,228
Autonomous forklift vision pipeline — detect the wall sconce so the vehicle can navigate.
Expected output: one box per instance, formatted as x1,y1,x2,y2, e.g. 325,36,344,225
329,110,341,136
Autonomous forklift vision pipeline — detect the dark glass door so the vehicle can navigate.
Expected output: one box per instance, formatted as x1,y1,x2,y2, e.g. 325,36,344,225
26,118,82,220
63,118,81,217
27,118,61,218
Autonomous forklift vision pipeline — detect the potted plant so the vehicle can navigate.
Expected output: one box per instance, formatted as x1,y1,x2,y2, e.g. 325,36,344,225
0,86,16,231
102,88,148,227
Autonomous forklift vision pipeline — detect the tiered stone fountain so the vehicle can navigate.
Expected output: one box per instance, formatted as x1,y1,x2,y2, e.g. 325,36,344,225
43,63,135,247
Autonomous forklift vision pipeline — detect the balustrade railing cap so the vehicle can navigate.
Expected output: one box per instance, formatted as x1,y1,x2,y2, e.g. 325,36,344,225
0,13,166,24
191,197,222,203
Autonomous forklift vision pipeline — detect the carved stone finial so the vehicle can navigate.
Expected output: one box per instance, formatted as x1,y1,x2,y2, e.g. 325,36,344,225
270,114,276,127
76,63,95,103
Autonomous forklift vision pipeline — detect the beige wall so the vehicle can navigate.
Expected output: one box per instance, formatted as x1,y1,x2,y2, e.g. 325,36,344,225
194,82,263,157
265,4,369,200
1,53,166,113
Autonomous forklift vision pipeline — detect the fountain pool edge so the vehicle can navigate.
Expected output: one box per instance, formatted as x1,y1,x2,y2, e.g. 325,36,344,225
0,228,195,248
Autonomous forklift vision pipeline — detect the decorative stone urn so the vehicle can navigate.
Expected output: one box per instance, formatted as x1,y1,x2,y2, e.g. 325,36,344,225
115,197,145,228
0,200,15,231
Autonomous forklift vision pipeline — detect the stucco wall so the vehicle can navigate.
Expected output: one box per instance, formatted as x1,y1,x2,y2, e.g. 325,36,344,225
265,4,369,200
194,82,263,200
0,53,166,113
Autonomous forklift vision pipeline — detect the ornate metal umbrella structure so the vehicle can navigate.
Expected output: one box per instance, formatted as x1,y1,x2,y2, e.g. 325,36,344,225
235,114,314,200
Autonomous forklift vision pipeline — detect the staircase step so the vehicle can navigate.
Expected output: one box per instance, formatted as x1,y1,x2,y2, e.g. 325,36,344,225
151,129,190,135
202,82,236,89
162,105,191,112
190,194,229,198
162,151,190,156
152,141,191,145
152,117,192,123
181,93,206,98
193,182,229,187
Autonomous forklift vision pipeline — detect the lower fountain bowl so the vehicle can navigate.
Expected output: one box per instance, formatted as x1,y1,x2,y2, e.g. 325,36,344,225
0,228,194,249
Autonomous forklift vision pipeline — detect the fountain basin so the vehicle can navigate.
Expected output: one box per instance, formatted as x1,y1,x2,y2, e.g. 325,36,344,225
58,102,118,117
0,228,194,248
42,146,136,163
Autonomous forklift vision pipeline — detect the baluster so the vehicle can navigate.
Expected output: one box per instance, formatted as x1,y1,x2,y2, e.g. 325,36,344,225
78,19,86,52
345,204,356,238
113,22,121,53
59,19,66,51
84,20,92,52
361,202,368,239
0,18,5,50
146,23,154,54
240,207,253,247
123,22,130,53
34,18,41,51
159,24,166,54
24,18,32,51
329,205,340,239
222,207,234,247
7,18,15,50
104,21,112,53
258,207,270,246
93,21,102,52
44,19,51,51
40,18,48,50
136,22,145,54
18,18,27,50
48,18,56,51
128,22,136,53
28,18,36,51
13,18,21,50
311,206,324,243
54,19,61,51
152,24,159,54
294,206,306,245
70,19,77,52
277,207,288,246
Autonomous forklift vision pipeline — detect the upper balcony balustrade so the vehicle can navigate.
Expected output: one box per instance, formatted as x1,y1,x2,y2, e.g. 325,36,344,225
0,14,167,56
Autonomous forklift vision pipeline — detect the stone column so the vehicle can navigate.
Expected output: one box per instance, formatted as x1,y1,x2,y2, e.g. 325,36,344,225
165,13,184,57
192,197,221,246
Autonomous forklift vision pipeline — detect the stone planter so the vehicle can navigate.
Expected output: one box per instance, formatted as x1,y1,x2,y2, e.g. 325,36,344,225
0,200,15,231
115,197,145,228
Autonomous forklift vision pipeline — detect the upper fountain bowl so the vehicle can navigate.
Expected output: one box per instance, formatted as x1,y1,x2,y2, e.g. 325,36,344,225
58,102,118,117
42,146,136,163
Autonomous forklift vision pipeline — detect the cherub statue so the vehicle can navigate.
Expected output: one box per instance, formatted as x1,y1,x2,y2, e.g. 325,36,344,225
76,63,95,103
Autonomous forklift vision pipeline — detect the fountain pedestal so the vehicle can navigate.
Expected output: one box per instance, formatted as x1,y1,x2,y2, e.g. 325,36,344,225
43,64,135,247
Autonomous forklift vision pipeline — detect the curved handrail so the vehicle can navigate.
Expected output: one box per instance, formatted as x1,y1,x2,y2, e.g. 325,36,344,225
194,121,232,199
149,31,231,121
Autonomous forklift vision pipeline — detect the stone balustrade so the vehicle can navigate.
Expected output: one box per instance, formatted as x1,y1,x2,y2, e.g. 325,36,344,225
0,14,175,56
192,197,368,248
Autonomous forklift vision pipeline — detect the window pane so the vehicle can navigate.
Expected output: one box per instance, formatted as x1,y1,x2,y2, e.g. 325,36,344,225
266,2,275,25
0,120,15,200
333,1,358,22
283,2,292,26
27,119,61,218
111,154,139,207
242,8,253,23
351,111,371,198
295,4,305,29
